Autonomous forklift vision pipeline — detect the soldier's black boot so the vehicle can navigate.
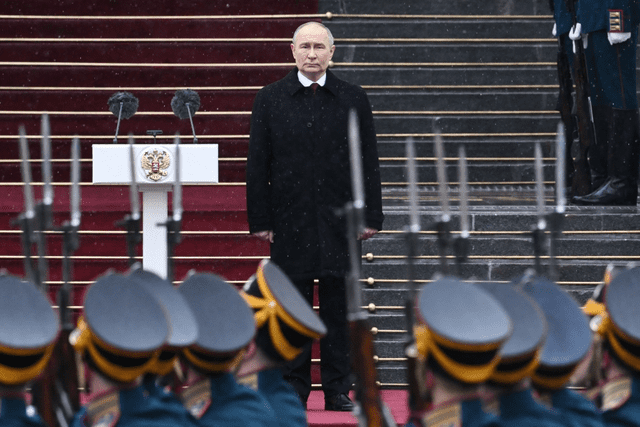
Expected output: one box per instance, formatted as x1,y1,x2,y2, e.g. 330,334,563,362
588,105,612,191
572,108,639,206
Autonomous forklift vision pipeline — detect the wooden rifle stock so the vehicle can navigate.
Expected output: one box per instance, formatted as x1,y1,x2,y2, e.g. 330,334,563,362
565,0,594,195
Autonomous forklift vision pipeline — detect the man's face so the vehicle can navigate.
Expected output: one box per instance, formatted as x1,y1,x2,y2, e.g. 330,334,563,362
291,24,335,82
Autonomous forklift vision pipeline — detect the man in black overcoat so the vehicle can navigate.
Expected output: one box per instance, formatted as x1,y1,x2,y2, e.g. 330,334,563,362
246,21,384,411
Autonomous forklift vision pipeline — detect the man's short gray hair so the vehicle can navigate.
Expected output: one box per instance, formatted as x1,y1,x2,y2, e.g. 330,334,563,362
292,22,334,46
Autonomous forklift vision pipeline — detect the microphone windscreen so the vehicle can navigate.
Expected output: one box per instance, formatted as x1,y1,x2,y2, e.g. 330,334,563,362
171,89,201,120
107,92,139,119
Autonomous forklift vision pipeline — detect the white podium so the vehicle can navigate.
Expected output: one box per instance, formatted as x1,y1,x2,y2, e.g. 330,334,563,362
92,143,218,278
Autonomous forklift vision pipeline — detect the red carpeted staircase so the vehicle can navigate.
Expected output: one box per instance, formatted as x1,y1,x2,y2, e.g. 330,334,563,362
0,2,407,426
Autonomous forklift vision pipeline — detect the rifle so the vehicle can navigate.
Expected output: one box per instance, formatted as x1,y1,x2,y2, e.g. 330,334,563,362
158,133,183,285
51,137,82,427
564,0,595,196
115,134,141,268
433,131,451,275
555,36,576,189
547,123,567,282
403,138,430,414
20,117,57,427
15,126,38,285
453,145,470,275
532,142,548,276
345,109,396,427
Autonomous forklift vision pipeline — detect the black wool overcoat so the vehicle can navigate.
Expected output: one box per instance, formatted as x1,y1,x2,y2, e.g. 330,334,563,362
246,69,384,280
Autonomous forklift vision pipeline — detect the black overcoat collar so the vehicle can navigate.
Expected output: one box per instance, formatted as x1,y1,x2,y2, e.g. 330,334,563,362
284,68,339,97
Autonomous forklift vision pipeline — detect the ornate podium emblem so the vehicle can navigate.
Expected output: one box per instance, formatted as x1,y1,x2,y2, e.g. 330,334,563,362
141,148,170,181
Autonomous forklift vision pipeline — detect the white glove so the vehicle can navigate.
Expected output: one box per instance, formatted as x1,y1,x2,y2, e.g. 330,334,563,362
552,23,557,37
608,31,631,44
569,24,589,52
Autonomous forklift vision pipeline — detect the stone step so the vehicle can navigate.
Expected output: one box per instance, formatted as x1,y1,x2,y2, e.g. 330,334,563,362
373,114,559,134
320,0,551,15
367,90,559,112
380,162,557,183
332,66,559,86
327,19,554,39
333,42,559,63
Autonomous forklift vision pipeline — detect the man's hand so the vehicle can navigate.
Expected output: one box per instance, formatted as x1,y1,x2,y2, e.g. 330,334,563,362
253,230,274,243
359,228,378,241
569,23,588,50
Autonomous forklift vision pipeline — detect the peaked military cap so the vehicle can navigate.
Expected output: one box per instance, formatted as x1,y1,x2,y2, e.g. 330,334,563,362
179,273,256,373
477,282,547,385
0,274,59,385
241,259,327,362
521,276,592,390
597,266,640,372
71,272,169,383
127,268,198,375
414,277,512,384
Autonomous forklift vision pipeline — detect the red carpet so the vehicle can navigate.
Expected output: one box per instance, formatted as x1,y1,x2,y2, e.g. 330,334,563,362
307,390,409,427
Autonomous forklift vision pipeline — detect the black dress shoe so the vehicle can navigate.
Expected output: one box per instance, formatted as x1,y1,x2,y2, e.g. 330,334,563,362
324,393,354,411
571,177,638,206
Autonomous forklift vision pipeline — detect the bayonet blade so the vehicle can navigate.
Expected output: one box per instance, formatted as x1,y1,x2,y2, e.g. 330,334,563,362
128,134,140,221
348,109,365,216
458,145,469,237
41,114,53,206
19,126,35,219
70,137,81,227
555,122,566,213
534,142,547,230
173,133,182,222
434,131,450,222
406,138,420,234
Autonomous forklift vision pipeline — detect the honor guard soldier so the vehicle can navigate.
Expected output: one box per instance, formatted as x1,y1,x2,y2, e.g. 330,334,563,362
522,277,604,427
478,282,565,427
236,259,327,426
589,266,640,426
0,274,58,427
126,269,199,416
405,277,512,427
178,273,277,427
569,0,640,205
70,272,198,427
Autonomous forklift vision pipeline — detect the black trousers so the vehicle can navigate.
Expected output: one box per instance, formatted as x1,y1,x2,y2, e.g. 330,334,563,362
282,275,351,401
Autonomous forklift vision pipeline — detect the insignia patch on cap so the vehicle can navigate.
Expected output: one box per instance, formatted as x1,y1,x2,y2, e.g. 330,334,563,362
422,402,462,427
602,377,632,411
236,373,259,391
86,392,120,427
181,378,211,419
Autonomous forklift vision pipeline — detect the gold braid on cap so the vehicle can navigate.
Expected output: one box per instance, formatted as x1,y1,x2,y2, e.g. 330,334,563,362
414,322,502,384
241,263,323,361
490,349,541,385
183,347,245,373
0,341,54,386
149,349,178,376
599,312,640,372
532,364,579,390
71,317,160,383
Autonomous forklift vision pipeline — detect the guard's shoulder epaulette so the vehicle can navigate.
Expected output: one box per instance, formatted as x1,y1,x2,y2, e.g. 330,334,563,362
180,378,211,420
86,392,120,427
236,372,259,391
482,396,500,418
421,402,462,427
602,377,632,411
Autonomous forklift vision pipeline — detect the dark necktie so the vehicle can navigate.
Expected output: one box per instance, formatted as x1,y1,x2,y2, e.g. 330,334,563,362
311,83,319,94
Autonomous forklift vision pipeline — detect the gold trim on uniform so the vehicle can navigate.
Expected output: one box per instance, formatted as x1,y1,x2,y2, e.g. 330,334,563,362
236,372,259,391
609,10,623,32
421,402,462,427
180,378,211,420
490,349,541,385
601,377,632,411
183,347,245,374
86,391,120,427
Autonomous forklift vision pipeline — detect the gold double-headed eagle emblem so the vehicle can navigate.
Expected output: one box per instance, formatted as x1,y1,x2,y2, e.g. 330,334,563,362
141,148,170,181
